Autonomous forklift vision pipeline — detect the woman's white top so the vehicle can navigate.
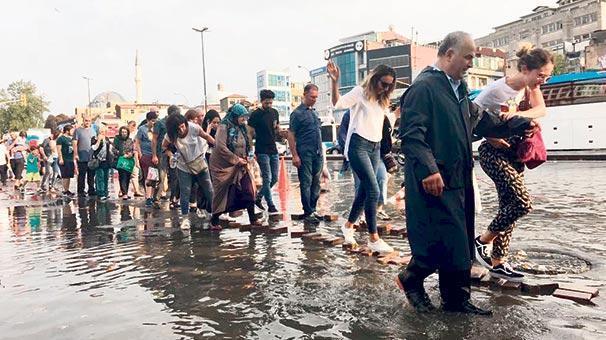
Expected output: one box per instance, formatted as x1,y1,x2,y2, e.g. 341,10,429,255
473,77,525,113
334,86,388,160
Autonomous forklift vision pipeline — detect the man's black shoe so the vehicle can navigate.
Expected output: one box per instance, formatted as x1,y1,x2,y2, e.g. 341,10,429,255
396,273,436,313
267,204,279,213
304,214,321,224
442,301,493,316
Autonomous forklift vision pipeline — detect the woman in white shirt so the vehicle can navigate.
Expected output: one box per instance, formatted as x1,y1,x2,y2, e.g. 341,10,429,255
328,61,397,253
473,44,553,282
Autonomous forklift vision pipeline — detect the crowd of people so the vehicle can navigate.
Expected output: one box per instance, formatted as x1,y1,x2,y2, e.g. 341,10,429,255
0,30,553,317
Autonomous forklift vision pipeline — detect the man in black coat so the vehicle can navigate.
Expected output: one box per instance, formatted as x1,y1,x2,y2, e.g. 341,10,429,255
396,31,536,315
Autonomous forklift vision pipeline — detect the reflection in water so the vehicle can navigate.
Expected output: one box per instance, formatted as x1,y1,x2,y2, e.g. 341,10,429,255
0,161,604,339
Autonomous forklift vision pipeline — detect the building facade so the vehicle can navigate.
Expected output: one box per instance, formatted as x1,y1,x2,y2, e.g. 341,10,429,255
256,70,291,122
466,48,507,90
476,0,606,57
220,94,248,113
309,66,331,118
367,44,413,87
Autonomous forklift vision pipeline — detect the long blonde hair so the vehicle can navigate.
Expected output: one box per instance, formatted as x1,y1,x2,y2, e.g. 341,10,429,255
360,64,397,109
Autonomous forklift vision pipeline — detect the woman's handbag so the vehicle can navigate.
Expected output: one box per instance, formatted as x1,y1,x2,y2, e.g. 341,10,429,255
382,153,399,174
515,89,547,169
176,140,208,174
116,155,135,173
87,158,99,170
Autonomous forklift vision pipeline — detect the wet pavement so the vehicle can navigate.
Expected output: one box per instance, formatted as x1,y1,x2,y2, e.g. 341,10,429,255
0,161,604,339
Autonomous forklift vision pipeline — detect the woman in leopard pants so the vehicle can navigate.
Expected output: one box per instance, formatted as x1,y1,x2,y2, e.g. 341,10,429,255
472,44,554,281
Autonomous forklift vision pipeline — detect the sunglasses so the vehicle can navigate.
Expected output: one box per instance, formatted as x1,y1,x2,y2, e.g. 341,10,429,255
379,80,394,89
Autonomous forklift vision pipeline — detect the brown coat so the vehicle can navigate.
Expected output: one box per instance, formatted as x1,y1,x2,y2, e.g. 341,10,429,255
209,124,255,214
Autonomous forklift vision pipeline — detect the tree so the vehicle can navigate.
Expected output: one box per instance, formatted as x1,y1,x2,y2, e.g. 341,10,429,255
552,54,568,76
0,80,49,133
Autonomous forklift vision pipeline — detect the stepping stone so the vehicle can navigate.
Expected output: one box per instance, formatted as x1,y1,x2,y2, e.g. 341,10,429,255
227,222,241,228
470,266,489,281
323,237,344,246
558,283,599,298
324,214,339,222
239,224,252,232
388,256,411,266
377,224,393,235
358,247,374,257
553,289,595,305
521,282,559,295
376,252,399,265
311,234,331,242
389,226,407,236
376,251,400,259
268,214,283,222
290,230,307,238
267,226,288,235
345,245,363,254
497,279,522,291
301,232,323,240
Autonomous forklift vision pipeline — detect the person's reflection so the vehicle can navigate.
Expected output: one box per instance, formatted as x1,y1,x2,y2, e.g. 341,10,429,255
11,206,28,236
96,201,111,226
28,207,42,232
61,203,82,250
120,205,132,222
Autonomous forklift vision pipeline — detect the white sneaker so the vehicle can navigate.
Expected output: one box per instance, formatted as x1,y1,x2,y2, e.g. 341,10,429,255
180,218,191,230
341,225,357,245
368,238,394,253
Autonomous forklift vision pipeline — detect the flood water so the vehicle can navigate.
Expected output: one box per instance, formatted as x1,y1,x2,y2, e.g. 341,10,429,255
0,161,604,339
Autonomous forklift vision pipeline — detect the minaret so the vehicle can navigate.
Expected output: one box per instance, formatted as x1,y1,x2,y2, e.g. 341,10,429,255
135,50,142,104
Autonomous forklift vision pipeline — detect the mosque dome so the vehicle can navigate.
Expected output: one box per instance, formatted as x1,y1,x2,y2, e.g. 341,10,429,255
90,91,127,108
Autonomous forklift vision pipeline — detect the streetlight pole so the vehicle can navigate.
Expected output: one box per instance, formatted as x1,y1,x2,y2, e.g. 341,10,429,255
193,27,209,113
82,76,92,116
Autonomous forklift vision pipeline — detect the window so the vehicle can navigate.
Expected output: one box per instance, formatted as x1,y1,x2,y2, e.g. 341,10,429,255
574,13,598,26
274,90,290,102
334,52,357,89
368,55,410,70
257,74,265,89
268,74,289,87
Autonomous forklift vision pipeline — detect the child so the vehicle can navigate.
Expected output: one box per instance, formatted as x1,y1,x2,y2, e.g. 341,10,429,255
21,146,42,193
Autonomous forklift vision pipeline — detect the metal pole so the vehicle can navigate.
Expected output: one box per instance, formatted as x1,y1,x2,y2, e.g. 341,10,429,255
201,32,208,113
193,27,209,113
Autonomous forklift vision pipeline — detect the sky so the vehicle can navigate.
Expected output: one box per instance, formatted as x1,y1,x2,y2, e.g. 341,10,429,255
1,0,554,114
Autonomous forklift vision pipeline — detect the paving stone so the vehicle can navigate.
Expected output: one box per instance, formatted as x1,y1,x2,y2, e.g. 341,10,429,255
389,226,407,236
311,234,331,242
553,289,594,305
301,232,322,239
267,226,288,235
521,282,559,295
557,283,599,298
323,214,339,222
497,279,522,291
323,237,344,246
470,266,489,281
290,230,307,238
388,256,411,266
227,222,241,229
377,224,393,235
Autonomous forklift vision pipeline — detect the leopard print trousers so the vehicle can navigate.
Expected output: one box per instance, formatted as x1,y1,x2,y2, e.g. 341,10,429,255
478,142,532,260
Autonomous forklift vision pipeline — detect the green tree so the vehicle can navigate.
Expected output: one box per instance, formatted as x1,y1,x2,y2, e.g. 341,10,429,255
552,54,568,76
0,80,49,133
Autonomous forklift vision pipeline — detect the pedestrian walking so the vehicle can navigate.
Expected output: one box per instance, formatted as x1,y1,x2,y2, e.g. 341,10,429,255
57,125,76,196
135,111,159,207
114,126,135,200
73,115,97,197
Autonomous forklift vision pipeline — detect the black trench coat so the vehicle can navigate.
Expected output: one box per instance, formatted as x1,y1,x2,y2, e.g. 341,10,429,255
399,66,531,272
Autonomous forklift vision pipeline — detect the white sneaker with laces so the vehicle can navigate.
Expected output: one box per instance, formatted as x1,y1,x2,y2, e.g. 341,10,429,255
180,218,191,230
341,225,357,245
368,238,394,253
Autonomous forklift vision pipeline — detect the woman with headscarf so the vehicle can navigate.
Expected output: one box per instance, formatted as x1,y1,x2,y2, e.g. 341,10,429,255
163,112,215,229
209,104,261,230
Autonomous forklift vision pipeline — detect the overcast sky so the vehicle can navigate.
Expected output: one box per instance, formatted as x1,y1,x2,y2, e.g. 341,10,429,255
1,0,553,114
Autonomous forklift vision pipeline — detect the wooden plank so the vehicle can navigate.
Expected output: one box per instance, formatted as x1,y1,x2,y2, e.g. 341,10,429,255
521,282,559,295
497,279,522,291
323,237,344,246
290,230,307,238
267,226,288,235
323,214,339,222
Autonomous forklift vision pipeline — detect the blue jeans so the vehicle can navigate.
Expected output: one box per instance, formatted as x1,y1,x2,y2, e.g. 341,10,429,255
297,151,323,216
177,169,213,216
353,160,388,206
347,134,380,234
255,153,279,206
